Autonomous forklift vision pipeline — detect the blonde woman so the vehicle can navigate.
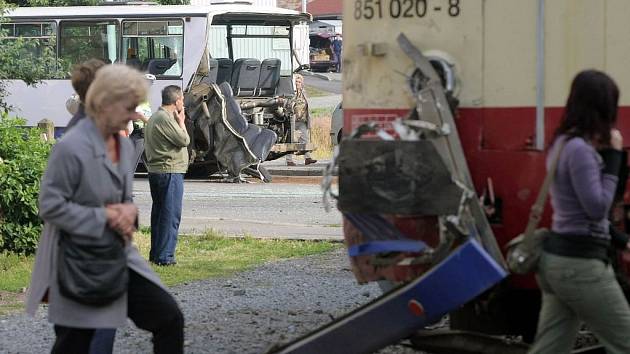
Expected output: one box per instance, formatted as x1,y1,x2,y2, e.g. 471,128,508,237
26,65,184,354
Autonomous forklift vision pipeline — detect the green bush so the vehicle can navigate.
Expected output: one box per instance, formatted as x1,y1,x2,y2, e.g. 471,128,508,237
0,112,51,254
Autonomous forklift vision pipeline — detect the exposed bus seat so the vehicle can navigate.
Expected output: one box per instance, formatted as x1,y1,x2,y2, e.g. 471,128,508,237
231,58,261,97
216,58,233,85
147,58,176,75
276,76,295,96
218,81,277,161
201,58,219,84
257,58,281,96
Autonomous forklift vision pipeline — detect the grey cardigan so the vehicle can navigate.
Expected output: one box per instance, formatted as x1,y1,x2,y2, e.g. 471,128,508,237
26,118,164,328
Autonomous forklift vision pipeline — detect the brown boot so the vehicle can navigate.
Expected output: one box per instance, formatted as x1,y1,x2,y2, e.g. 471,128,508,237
305,158,318,165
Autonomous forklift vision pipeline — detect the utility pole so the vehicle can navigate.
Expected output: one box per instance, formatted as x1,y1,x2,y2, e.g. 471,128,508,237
302,0,306,12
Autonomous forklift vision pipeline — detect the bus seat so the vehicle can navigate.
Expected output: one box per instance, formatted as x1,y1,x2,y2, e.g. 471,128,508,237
201,58,219,85
147,58,176,75
216,58,233,85
231,58,261,97
276,76,295,96
257,58,281,96
217,81,277,161
219,82,247,134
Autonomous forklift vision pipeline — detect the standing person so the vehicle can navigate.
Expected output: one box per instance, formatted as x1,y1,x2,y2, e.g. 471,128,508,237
63,58,118,354
25,65,184,354
144,85,189,266
529,70,630,354
65,59,106,131
286,74,317,166
332,35,342,73
129,99,153,172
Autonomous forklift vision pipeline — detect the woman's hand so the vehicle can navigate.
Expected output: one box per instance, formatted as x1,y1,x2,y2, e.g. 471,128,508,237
611,129,623,151
106,203,138,242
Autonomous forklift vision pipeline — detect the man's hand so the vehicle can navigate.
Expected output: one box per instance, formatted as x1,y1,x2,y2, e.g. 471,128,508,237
176,107,186,129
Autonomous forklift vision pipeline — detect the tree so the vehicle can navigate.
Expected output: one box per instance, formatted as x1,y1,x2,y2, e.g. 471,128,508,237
0,0,65,110
0,112,51,254
0,0,57,254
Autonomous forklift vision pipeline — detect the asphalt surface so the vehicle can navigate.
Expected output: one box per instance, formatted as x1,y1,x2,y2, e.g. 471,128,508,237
303,72,342,94
133,177,343,241
303,71,342,109
308,94,342,110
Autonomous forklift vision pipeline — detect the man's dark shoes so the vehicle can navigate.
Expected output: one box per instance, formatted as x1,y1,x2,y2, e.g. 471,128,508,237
286,161,296,166
153,261,177,266
305,158,318,165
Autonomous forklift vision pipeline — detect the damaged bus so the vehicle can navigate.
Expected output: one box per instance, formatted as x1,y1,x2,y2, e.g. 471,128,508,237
2,2,312,181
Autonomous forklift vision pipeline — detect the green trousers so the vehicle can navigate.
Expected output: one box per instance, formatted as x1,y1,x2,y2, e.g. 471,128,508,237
528,251,630,354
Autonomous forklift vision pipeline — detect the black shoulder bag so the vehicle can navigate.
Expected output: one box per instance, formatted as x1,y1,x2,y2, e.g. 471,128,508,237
57,173,129,306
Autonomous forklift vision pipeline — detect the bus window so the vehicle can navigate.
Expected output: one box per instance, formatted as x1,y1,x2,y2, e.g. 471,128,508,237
209,24,292,76
59,21,118,71
0,22,57,62
122,20,183,77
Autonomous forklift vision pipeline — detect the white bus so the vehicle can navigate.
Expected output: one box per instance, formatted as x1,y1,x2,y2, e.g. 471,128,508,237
2,2,312,177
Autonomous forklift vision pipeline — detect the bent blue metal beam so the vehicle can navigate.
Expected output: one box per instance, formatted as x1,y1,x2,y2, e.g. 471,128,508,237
271,239,508,354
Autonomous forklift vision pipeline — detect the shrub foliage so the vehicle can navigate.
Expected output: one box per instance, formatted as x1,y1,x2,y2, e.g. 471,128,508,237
0,113,51,254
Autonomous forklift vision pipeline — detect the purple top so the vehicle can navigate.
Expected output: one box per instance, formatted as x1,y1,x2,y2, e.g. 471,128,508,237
547,136,617,240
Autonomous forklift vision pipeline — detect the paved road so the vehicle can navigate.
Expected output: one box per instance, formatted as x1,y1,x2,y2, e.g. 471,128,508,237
133,178,343,240
308,94,342,110
304,71,342,94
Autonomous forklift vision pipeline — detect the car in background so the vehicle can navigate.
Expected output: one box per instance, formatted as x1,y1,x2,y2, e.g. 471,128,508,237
309,33,337,72
330,102,343,145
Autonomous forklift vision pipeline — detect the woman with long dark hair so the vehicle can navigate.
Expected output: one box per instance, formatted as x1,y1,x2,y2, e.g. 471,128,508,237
529,70,630,353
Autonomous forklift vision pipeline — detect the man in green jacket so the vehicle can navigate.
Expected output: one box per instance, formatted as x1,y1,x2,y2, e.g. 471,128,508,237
144,85,190,266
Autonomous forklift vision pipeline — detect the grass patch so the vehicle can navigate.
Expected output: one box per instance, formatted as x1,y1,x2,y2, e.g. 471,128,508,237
305,85,332,98
0,232,338,315
0,252,33,315
134,231,338,286
310,107,334,160
311,107,334,117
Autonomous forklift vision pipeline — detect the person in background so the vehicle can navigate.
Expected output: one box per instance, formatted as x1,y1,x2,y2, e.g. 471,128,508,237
286,74,317,166
129,96,153,172
528,70,630,354
65,59,106,131
26,64,184,354
144,85,189,266
126,47,142,70
332,35,342,73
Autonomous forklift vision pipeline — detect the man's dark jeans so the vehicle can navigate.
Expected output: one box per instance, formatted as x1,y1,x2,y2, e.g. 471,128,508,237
148,173,184,264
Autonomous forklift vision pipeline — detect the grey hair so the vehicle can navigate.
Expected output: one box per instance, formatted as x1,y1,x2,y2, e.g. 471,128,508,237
162,85,183,105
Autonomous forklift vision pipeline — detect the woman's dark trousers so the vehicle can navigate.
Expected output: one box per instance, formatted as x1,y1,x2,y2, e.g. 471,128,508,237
51,270,184,354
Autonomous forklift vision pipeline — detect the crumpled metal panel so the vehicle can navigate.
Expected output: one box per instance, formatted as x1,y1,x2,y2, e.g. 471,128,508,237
186,82,277,178
338,140,463,216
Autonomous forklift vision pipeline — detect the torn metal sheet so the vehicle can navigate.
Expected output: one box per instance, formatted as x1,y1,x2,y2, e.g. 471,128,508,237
338,140,463,216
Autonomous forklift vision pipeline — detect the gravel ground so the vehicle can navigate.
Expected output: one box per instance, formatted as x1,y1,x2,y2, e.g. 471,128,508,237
0,249,419,354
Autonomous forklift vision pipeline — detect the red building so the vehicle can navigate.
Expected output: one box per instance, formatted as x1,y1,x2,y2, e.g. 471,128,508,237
276,0,342,19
